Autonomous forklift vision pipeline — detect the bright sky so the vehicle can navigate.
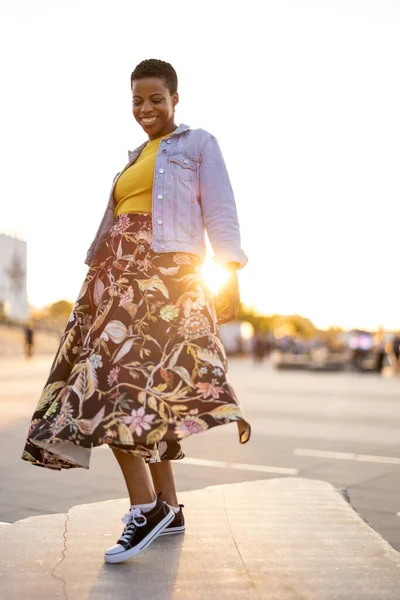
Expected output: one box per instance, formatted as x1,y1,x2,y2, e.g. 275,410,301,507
1,0,399,331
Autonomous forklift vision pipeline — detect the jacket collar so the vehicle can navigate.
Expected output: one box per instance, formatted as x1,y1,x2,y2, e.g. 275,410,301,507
128,123,190,161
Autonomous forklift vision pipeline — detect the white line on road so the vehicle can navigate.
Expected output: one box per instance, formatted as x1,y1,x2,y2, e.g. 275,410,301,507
98,445,299,475
178,457,299,476
294,448,400,465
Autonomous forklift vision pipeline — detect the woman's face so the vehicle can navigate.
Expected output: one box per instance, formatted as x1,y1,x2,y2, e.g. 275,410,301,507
132,77,178,140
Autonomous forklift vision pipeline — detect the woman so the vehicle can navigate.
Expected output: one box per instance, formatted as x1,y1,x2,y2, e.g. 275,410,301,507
22,59,250,564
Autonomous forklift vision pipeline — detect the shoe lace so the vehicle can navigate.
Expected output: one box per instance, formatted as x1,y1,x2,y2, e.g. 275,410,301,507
119,508,147,543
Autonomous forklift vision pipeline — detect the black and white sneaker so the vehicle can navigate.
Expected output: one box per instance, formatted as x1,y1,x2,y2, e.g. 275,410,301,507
104,496,174,564
158,504,185,536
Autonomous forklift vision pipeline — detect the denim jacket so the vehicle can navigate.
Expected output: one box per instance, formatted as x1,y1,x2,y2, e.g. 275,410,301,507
85,123,248,269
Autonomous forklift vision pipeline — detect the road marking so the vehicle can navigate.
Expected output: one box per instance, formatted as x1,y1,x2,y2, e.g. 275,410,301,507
178,457,299,476
98,445,298,474
397,512,400,517
294,448,400,465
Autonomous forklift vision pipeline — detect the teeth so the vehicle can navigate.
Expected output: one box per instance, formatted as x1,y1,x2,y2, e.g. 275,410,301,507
142,117,157,124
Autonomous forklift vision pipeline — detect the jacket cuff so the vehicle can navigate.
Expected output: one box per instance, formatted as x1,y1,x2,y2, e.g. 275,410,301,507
212,249,248,270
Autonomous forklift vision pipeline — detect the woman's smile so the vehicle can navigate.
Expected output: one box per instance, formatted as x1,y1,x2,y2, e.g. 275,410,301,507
141,116,158,126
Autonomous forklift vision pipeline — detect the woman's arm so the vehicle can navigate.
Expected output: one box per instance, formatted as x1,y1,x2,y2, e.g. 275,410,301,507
199,135,248,269
199,136,247,322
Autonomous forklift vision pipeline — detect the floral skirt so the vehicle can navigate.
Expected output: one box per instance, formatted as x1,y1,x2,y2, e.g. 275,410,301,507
22,214,251,470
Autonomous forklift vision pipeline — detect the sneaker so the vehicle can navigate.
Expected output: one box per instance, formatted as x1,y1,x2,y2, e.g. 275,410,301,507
158,504,185,536
104,496,174,564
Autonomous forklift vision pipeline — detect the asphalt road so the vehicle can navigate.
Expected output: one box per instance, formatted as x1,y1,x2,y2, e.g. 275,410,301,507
0,355,399,551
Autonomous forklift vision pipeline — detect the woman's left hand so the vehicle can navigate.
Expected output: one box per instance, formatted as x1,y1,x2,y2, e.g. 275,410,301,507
214,265,240,324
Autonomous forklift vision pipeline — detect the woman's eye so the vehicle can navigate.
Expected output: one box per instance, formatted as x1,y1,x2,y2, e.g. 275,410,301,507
132,99,162,106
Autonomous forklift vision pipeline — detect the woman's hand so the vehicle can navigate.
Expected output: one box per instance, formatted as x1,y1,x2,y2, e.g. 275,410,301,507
214,264,240,324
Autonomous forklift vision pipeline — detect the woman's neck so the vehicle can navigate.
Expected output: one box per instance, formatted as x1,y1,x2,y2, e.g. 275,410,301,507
148,120,177,141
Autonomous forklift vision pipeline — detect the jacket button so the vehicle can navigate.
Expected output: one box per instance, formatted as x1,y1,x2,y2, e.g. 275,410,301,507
166,140,171,144
159,168,165,174
157,194,163,200
160,243,166,248
183,158,189,164
157,219,163,225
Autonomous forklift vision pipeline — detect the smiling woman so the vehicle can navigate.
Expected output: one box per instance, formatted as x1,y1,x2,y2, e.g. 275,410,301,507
22,58,250,565
131,74,178,140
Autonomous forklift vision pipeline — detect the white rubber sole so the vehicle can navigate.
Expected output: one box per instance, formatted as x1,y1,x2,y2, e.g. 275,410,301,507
158,525,186,536
104,509,174,564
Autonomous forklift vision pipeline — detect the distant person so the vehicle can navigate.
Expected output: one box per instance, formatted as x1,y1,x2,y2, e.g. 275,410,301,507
389,334,400,375
392,334,400,362
373,331,386,374
24,321,34,358
235,335,245,356
375,341,386,373
253,333,266,363
21,59,251,565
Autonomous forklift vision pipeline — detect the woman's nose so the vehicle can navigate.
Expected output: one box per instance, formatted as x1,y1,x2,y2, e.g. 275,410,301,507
140,101,154,115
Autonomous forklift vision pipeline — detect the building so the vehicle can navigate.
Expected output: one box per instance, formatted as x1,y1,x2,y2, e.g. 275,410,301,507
0,234,29,322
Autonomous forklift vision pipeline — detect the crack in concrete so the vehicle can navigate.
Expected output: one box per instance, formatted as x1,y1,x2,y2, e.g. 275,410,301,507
50,511,69,600
221,488,262,600
221,488,311,600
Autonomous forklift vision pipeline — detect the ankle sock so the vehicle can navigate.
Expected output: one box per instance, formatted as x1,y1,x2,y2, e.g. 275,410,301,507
131,497,157,513
168,504,180,514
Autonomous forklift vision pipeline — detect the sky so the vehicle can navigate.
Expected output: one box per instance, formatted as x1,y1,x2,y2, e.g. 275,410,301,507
1,0,399,331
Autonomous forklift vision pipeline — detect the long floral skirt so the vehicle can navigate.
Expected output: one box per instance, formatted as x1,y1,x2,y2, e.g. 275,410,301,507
22,214,251,470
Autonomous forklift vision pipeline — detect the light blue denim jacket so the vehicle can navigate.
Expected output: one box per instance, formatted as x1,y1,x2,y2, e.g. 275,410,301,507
85,123,248,268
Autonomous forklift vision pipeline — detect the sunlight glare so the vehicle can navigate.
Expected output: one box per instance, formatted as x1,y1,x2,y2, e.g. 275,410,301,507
201,260,229,295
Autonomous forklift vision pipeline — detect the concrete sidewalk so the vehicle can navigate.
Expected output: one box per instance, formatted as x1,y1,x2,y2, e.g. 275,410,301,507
1,478,400,599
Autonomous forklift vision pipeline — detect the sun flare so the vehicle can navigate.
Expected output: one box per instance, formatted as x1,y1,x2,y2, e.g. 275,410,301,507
200,259,230,295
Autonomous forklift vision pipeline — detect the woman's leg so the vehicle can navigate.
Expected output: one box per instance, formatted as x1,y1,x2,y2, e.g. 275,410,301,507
112,448,156,505
149,460,179,507
106,449,175,563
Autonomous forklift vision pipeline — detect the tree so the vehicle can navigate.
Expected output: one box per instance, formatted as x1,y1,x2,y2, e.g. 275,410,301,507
236,304,317,338
48,300,73,318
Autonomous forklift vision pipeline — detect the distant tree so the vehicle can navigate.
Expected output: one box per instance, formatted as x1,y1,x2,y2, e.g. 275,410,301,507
237,304,317,338
284,315,316,338
237,304,268,332
48,300,73,318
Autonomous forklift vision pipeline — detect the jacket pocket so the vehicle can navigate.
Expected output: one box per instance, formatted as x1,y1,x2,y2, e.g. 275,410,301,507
169,153,198,181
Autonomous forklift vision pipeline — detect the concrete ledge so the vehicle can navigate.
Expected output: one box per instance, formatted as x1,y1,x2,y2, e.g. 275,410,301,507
1,478,400,599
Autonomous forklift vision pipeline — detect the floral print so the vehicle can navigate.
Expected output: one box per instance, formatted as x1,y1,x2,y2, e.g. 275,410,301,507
107,366,120,386
110,213,131,237
22,214,250,470
178,313,211,340
123,407,156,437
89,354,103,369
196,379,225,400
160,305,180,322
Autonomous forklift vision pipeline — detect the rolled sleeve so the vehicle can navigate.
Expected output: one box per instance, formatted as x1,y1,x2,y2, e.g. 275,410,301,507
199,136,248,269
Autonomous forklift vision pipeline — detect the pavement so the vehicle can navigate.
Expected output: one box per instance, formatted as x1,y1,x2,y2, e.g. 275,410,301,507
1,478,400,600
2,355,400,552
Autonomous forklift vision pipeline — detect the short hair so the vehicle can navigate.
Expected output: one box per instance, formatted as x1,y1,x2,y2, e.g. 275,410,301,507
130,59,178,95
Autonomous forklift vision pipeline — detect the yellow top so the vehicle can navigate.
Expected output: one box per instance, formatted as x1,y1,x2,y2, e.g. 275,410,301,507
113,133,172,216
